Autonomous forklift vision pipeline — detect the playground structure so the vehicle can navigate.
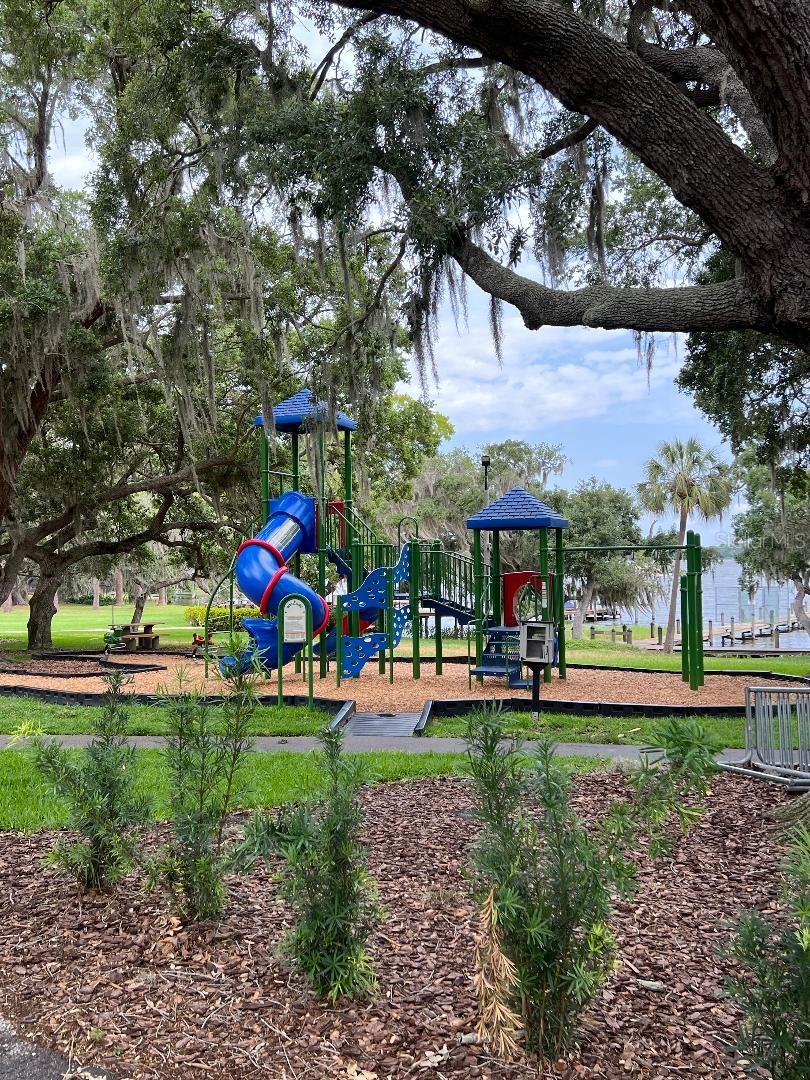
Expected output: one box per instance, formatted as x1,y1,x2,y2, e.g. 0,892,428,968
206,390,707,700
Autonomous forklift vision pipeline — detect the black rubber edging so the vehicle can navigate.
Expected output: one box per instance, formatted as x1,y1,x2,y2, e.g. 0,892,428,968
413,700,433,736
0,661,167,679
0,683,349,719
328,700,357,731
426,696,747,719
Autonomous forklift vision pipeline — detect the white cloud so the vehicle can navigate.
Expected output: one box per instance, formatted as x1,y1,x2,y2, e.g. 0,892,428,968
401,293,689,437
50,150,95,190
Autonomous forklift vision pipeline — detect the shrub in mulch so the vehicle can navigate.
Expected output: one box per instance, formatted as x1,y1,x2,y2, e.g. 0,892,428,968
0,771,787,1079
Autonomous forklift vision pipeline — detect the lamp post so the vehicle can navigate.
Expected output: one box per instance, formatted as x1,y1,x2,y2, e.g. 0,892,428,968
480,454,491,569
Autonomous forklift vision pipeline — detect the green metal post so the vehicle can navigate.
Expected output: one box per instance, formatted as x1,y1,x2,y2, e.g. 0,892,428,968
276,601,284,704
290,433,302,673
680,573,690,683
350,537,361,638
539,529,551,683
291,431,300,492
555,528,567,679
409,538,421,678
343,429,353,515
472,529,484,682
317,426,328,678
491,530,502,627
694,532,705,687
686,530,700,691
387,570,395,684
335,596,343,688
275,596,314,708
259,429,270,525
432,540,443,675
376,540,387,674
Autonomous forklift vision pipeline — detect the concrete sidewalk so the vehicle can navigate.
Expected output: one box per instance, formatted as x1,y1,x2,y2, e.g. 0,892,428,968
0,732,743,762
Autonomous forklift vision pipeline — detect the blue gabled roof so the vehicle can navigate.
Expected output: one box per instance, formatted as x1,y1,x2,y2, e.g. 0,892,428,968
253,390,357,433
467,487,569,531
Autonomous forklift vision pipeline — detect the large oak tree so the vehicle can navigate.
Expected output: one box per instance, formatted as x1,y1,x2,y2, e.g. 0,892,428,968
325,0,810,346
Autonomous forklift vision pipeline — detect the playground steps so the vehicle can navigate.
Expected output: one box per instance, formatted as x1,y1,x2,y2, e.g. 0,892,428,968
344,711,422,736
423,596,476,625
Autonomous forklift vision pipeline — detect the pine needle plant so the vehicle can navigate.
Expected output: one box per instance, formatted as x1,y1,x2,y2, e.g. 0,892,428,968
474,885,523,1058
146,656,257,922
245,727,380,1001
464,705,716,1061
29,670,149,890
723,824,810,1079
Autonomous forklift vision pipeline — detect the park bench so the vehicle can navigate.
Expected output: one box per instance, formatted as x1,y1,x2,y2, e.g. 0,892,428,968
106,622,161,652
720,686,810,792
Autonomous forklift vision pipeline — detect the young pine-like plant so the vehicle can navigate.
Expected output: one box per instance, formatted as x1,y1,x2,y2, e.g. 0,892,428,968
245,727,380,1001
723,823,810,1079
465,706,717,1061
29,670,149,890
147,657,257,921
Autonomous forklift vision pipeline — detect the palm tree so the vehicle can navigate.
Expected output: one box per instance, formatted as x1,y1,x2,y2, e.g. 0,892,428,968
638,438,734,653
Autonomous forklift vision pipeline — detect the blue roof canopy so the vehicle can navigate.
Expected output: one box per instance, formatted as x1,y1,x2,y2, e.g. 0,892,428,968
253,390,357,433
467,487,569,531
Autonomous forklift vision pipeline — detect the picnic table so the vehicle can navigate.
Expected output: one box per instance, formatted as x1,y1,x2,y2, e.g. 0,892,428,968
109,622,161,651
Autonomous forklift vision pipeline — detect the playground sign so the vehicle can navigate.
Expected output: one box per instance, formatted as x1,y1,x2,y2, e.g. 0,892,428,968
283,599,308,642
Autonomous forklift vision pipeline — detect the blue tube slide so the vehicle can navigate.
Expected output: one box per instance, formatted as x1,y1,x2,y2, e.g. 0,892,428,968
222,491,329,673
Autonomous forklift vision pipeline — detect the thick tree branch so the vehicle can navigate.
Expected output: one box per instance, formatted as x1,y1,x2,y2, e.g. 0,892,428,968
685,0,810,189
333,0,810,339
331,0,778,253
632,42,775,162
455,237,768,334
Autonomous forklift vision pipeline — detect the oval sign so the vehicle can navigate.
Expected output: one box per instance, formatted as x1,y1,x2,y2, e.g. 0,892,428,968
283,598,308,643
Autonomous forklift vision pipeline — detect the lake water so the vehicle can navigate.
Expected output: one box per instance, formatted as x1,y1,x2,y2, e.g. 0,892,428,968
618,558,810,651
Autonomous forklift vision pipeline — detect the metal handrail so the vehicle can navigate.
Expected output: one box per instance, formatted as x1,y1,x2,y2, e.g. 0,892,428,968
396,515,419,546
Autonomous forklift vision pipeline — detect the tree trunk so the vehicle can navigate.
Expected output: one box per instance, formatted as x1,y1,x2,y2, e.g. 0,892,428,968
792,575,810,633
1,594,11,613
114,568,125,605
157,586,167,605
130,585,147,626
572,582,594,640
664,506,689,653
92,577,101,608
27,571,62,650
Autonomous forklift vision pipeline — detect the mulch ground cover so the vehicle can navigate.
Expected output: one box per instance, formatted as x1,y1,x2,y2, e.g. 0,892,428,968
0,654,788,708
0,655,164,679
0,771,784,1079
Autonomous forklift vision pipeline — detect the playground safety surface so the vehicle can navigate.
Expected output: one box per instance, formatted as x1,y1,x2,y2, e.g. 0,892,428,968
0,653,795,708
0,771,784,1078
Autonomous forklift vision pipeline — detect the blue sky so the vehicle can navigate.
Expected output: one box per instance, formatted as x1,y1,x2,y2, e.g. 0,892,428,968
398,285,740,542
51,120,740,543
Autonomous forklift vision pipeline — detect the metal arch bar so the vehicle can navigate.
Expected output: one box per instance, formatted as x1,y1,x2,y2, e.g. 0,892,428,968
397,516,420,547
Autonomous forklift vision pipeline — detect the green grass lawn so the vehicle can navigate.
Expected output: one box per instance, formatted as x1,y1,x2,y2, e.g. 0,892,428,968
395,634,809,676
0,693,747,749
0,602,199,651
0,697,329,737
2,603,805,678
0,746,605,831
426,708,745,748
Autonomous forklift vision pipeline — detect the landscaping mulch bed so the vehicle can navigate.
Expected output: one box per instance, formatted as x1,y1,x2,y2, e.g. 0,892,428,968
0,656,164,679
0,653,791,708
0,771,784,1078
